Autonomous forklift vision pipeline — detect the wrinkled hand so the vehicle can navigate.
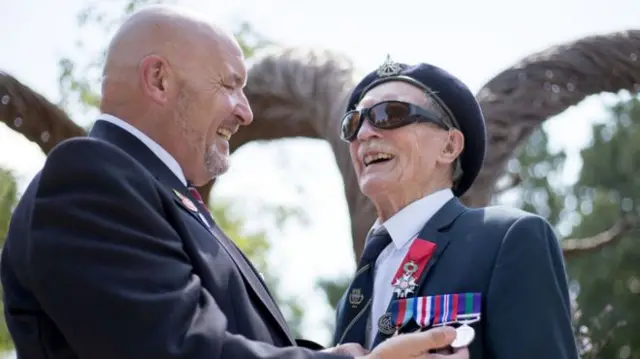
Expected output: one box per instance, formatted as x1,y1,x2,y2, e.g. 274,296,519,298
321,343,369,356
357,326,457,359
428,347,470,359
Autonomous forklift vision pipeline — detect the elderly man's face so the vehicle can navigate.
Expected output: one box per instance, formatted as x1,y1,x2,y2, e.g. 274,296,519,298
349,81,453,198
170,35,253,183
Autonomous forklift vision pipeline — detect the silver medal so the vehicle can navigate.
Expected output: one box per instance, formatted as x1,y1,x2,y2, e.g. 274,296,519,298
392,261,419,298
450,324,475,349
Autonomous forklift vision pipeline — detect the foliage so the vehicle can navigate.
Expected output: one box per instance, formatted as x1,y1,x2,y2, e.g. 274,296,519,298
0,169,18,351
502,128,568,227
0,169,17,242
506,96,640,358
316,277,351,333
566,98,640,359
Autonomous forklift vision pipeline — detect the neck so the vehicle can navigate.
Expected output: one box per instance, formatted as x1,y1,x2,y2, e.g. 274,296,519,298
102,106,193,178
373,180,451,222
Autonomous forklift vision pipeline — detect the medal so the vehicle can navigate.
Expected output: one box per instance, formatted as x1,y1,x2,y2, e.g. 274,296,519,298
389,240,436,300
392,273,417,298
411,292,482,348
377,313,396,335
383,297,416,336
451,324,475,349
392,261,419,298
173,189,198,212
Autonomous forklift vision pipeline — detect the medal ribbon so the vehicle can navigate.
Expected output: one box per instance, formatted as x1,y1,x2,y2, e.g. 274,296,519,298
414,296,433,327
411,293,482,327
389,298,416,329
390,239,436,288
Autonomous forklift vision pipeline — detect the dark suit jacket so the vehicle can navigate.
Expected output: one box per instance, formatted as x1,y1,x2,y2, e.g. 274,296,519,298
1,121,350,359
334,197,579,359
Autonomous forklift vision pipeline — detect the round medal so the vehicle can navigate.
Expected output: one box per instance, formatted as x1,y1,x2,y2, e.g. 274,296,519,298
377,313,395,335
451,324,475,349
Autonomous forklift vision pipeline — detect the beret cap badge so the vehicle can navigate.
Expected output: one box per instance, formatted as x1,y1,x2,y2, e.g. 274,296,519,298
376,54,403,77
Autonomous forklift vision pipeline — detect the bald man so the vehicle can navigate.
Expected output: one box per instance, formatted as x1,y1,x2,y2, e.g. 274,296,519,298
0,5,460,359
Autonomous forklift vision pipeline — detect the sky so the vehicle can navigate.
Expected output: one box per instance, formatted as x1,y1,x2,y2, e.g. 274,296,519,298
1,0,639,348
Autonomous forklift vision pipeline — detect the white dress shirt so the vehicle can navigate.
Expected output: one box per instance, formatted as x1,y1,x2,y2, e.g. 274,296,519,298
365,188,454,348
97,114,187,186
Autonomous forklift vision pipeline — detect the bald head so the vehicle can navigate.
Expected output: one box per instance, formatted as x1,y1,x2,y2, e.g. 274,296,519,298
101,5,239,103
100,4,253,186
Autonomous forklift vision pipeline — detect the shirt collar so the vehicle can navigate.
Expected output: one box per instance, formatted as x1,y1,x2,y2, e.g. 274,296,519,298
97,113,187,186
372,188,454,249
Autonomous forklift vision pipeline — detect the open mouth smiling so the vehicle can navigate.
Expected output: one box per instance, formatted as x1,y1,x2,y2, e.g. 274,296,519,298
216,127,233,140
363,152,395,167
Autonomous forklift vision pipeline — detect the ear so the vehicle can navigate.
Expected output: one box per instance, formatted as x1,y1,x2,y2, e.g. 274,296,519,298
438,129,464,165
139,55,171,106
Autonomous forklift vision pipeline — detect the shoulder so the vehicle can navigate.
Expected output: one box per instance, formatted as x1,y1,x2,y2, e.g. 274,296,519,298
42,136,150,183
459,204,547,229
478,206,558,254
457,204,555,247
37,136,160,202
46,136,138,168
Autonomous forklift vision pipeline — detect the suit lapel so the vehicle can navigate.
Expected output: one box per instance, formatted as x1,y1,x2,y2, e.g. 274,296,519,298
170,178,295,345
371,197,467,347
206,220,294,343
172,189,215,231
411,198,466,291
90,121,295,345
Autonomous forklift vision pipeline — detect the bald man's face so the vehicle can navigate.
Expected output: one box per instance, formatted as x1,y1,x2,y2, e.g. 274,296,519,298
179,40,251,184
145,34,253,185
103,7,253,186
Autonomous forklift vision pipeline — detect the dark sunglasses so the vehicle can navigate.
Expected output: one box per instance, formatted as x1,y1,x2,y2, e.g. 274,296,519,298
340,100,451,142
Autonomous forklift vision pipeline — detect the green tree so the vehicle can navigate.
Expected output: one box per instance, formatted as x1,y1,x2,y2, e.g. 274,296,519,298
0,169,17,241
503,95,640,358
565,98,640,359
0,168,18,351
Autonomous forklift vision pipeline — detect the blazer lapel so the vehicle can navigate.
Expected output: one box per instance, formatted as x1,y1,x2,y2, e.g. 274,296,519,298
411,198,467,291
371,197,467,347
90,121,295,345
172,188,215,232
173,184,295,344
207,221,295,344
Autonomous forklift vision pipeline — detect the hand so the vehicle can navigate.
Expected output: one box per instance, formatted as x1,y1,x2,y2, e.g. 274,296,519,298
428,347,470,359
322,343,369,356
357,326,457,359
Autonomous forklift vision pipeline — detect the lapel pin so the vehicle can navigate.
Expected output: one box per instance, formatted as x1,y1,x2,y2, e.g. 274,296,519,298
173,189,198,212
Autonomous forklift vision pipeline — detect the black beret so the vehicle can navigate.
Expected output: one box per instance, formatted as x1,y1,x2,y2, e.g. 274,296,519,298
345,57,487,197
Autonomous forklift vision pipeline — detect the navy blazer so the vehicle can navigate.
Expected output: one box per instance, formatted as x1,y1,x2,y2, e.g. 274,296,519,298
334,197,579,359
1,121,350,359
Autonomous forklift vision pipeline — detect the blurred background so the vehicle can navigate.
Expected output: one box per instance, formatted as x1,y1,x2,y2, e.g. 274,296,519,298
1,0,640,358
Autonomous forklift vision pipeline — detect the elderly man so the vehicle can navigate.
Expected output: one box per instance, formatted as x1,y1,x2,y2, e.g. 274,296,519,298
333,57,579,359
0,6,460,359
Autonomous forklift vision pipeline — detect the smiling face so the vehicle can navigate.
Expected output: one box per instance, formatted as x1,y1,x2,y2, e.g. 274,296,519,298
137,24,253,186
348,81,464,217
102,6,255,186
172,35,252,184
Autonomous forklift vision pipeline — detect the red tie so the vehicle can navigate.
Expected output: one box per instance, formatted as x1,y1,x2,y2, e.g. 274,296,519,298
187,186,210,214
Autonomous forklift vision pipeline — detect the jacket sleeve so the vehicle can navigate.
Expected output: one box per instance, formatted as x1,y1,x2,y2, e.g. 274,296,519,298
28,139,351,359
485,215,579,359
